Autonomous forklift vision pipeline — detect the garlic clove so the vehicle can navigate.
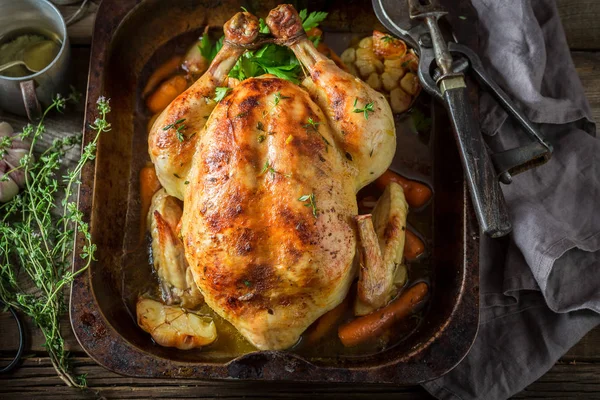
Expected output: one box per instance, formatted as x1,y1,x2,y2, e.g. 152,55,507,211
0,122,14,137
3,148,29,188
0,161,19,203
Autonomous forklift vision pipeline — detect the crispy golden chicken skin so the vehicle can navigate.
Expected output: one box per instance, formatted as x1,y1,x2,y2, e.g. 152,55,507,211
148,5,396,350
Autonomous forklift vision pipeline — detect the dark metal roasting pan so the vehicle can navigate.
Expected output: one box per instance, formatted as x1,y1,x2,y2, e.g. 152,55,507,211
71,0,480,384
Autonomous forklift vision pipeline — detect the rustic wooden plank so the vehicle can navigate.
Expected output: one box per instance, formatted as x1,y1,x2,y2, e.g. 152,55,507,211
0,313,82,353
514,363,600,399
2,357,600,399
557,0,600,50
572,51,600,124
0,358,434,399
564,327,600,362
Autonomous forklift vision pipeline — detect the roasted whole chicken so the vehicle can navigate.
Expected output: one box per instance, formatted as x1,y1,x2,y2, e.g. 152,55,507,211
143,5,410,350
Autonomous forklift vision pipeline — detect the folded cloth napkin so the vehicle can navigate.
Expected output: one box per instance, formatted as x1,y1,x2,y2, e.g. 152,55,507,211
422,1,600,399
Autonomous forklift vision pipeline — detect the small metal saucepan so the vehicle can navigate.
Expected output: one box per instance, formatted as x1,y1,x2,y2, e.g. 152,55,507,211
0,0,71,120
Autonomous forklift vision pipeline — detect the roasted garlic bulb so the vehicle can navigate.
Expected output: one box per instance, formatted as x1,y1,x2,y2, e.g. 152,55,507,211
341,31,421,113
136,298,217,350
0,122,32,203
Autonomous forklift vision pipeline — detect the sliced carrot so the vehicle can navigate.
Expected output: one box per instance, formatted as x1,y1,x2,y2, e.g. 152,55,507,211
338,282,428,347
305,295,350,345
375,169,432,208
405,229,425,261
146,75,188,114
142,55,183,98
139,165,162,241
305,27,323,38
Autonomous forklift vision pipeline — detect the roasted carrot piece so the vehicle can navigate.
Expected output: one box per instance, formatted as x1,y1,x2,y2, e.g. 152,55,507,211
305,295,350,345
338,282,428,347
375,169,432,208
142,55,183,98
146,75,188,114
140,165,162,240
405,229,425,261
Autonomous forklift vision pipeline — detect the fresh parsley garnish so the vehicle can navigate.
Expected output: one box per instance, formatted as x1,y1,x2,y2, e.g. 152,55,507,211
256,121,265,131
202,10,328,84
244,280,251,287
214,86,232,102
298,193,318,217
353,98,375,120
259,18,270,34
382,35,394,43
258,134,266,143
300,9,328,30
198,35,223,61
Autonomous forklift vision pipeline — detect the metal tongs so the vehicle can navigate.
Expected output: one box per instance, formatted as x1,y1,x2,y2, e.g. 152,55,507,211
373,0,553,238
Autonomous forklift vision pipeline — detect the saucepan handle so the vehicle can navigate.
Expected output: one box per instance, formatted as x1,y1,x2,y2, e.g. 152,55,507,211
19,80,42,121
441,77,512,238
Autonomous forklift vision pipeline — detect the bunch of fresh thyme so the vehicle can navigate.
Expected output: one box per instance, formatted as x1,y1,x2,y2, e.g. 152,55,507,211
0,93,110,388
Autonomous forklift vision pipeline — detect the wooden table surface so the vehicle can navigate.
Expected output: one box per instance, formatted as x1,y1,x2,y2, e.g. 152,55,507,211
1,1,599,398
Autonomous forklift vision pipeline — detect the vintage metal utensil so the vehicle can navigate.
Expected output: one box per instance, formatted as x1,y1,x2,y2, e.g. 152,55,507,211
373,0,553,238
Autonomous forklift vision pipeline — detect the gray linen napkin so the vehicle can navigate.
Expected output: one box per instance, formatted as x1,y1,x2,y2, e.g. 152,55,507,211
422,1,600,399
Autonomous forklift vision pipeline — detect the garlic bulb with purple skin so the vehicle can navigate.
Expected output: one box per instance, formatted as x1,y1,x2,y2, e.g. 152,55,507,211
0,122,33,203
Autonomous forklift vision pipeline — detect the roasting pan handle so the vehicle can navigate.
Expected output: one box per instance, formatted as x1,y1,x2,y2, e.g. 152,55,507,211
441,76,512,238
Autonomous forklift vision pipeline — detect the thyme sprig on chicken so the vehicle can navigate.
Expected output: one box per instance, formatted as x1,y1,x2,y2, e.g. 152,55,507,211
0,93,110,388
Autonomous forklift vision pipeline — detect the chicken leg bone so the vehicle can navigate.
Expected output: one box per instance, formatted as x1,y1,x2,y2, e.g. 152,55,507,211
266,4,396,191
149,12,260,200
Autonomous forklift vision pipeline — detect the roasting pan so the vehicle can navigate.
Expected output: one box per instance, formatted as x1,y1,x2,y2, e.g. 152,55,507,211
70,0,480,384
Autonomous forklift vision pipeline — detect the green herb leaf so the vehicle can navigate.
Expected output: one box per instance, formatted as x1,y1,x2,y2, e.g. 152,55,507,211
199,35,224,61
259,17,270,34
214,86,232,102
352,98,375,120
301,10,328,30
244,280,251,287
214,10,328,84
298,193,318,217
0,91,107,389
273,91,290,106
303,117,320,132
